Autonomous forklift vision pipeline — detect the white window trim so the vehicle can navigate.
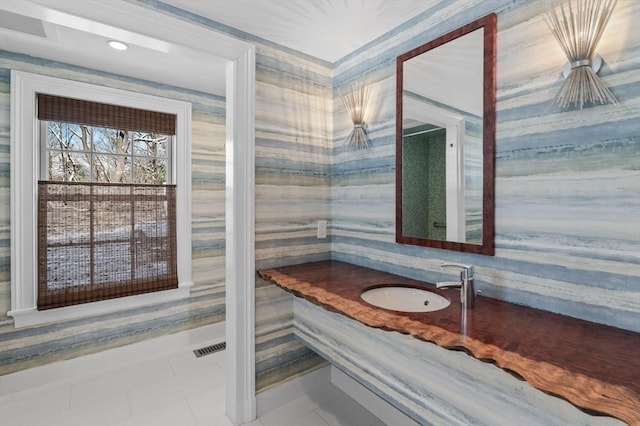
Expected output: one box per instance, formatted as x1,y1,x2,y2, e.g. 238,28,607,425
9,70,193,328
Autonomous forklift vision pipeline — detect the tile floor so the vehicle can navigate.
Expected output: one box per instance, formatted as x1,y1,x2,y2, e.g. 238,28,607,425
0,348,386,426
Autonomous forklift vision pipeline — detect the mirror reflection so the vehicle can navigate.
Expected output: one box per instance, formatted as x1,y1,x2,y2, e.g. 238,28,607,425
396,14,495,255
402,28,483,244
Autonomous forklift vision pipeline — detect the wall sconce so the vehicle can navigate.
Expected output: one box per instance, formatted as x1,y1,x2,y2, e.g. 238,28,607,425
340,82,371,150
544,0,618,112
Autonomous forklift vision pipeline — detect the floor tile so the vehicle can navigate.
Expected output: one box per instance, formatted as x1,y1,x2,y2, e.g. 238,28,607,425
258,382,342,426
71,359,174,408
127,366,224,416
186,383,226,424
290,410,331,426
211,351,227,373
69,369,129,408
32,393,130,426
315,391,383,426
200,414,234,426
126,374,183,416
240,419,264,426
0,346,384,426
169,349,222,377
115,400,197,426
302,383,342,410
10,380,72,403
0,393,14,407
0,384,72,426
120,356,176,389
258,393,322,426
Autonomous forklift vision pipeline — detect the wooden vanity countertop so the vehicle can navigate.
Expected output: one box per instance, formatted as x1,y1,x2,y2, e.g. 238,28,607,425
258,260,640,425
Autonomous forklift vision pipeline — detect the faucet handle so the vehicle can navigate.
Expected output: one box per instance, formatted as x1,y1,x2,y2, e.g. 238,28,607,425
440,263,474,279
441,262,472,270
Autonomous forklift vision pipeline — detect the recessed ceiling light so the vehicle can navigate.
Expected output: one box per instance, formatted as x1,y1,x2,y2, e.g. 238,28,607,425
108,40,128,51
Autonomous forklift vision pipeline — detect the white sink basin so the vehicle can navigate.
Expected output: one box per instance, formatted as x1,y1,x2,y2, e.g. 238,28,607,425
360,286,450,313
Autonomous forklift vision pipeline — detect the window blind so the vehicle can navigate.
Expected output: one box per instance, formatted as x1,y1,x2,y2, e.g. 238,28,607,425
37,94,176,135
37,182,178,310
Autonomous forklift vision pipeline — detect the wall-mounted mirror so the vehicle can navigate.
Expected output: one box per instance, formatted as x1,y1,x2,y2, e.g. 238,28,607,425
396,13,496,256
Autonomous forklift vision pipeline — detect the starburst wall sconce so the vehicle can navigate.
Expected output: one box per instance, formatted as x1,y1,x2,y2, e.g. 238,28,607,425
544,0,618,112
340,82,371,150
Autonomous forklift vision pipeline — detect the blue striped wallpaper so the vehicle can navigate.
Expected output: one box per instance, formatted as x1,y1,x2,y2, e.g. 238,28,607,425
332,0,639,332
253,43,334,391
0,0,637,399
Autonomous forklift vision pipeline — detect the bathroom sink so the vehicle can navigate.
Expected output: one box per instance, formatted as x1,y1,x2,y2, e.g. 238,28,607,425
360,285,450,313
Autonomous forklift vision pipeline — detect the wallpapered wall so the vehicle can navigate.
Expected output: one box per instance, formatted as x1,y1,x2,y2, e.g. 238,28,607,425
0,1,335,388
252,0,639,392
0,53,227,375
1,0,638,399
332,0,639,333
134,0,336,393
252,41,333,390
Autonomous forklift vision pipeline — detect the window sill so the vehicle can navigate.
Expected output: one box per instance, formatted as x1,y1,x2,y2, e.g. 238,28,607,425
8,282,193,328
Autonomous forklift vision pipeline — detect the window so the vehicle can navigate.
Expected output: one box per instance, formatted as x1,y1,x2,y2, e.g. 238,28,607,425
36,94,178,309
10,71,193,327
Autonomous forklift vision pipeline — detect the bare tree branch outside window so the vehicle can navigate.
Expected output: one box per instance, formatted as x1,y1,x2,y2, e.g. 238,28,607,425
45,122,168,184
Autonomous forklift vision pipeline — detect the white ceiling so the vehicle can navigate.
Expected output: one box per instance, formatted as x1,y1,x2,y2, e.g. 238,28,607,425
0,0,438,95
162,0,438,63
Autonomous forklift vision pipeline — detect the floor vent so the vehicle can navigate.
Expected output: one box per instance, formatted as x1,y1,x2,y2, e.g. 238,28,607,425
193,342,226,358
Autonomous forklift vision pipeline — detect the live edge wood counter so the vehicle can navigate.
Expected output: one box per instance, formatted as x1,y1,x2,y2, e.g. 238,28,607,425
258,260,640,425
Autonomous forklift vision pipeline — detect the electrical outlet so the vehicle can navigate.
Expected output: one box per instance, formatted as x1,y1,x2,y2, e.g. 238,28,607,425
317,220,327,239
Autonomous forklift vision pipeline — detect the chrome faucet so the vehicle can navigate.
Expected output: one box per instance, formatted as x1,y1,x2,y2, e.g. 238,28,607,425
436,263,476,308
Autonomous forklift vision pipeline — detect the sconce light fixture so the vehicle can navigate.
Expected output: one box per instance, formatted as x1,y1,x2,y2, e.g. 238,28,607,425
340,82,371,150
544,0,618,112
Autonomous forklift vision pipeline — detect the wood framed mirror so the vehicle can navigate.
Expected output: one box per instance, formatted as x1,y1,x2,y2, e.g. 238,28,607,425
396,13,496,256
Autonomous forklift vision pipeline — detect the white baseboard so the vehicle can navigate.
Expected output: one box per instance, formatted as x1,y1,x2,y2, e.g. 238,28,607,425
256,364,331,416
0,322,225,397
331,366,420,426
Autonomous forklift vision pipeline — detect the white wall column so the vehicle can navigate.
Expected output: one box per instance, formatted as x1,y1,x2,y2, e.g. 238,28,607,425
225,46,257,424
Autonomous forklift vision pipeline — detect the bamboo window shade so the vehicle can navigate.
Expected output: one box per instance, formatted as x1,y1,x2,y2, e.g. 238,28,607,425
37,182,178,310
36,95,178,310
37,94,176,135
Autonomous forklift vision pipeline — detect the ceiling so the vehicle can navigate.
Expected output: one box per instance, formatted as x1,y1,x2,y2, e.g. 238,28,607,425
0,0,438,95
161,0,438,63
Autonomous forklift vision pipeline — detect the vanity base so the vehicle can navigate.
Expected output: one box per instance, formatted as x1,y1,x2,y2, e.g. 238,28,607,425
294,298,622,426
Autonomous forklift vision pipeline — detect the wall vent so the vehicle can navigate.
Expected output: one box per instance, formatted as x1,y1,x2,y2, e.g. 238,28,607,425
193,341,226,358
